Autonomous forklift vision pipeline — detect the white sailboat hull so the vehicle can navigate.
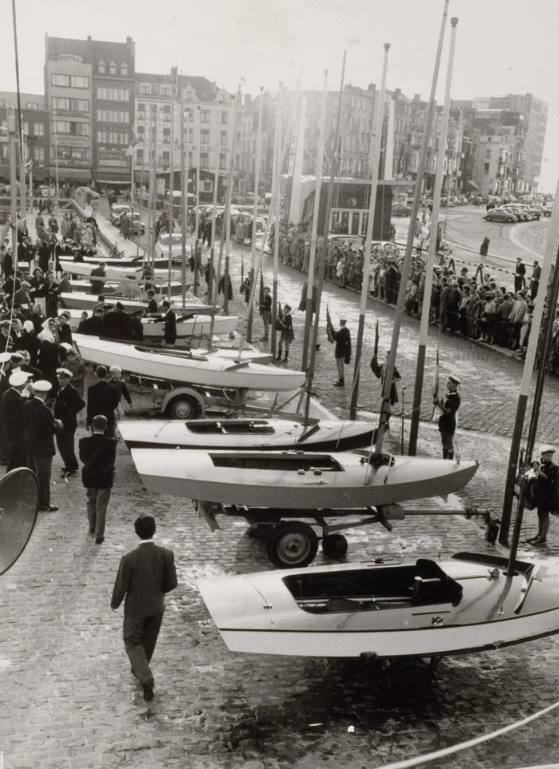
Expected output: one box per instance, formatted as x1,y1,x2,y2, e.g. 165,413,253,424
61,291,214,314
119,418,374,451
130,448,478,508
59,254,169,269
199,554,559,657
65,309,238,338
73,334,305,390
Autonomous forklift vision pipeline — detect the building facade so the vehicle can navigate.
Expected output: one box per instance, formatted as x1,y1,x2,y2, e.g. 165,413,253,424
0,92,49,183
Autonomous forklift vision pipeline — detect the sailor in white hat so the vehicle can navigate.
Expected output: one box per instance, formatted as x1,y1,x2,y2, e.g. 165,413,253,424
22,379,63,511
434,374,461,460
54,367,85,478
1,369,30,468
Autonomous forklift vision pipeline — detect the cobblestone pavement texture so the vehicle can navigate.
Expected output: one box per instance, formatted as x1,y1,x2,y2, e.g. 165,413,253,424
2,201,559,768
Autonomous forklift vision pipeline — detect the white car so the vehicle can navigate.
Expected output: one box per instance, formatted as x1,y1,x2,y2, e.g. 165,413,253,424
157,232,191,263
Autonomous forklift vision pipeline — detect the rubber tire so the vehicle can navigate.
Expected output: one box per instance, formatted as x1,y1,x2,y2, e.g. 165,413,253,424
322,533,348,560
266,522,318,568
167,396,201,420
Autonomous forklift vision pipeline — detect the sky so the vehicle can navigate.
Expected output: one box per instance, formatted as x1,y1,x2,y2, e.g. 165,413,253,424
3,0,558,191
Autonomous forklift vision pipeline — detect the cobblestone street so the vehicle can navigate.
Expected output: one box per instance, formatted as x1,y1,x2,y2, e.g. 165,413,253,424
2,208,559,769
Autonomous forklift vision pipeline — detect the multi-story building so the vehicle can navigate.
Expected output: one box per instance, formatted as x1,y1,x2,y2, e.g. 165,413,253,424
0,92,49,184
45,35,134,186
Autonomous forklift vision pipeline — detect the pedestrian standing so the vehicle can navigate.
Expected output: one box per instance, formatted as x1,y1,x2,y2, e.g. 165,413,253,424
161,300,177,346
22,379,63,512
110,514,178,702
275,304,294,363
258,286,272,341
109,365,132,417
332,318,351,387
434,375,461,460
514,257,526,293
530,260,541,300
79,414,116,544
526,447,559,547
86,365,121,438
0,370,29,470
54,367,85,478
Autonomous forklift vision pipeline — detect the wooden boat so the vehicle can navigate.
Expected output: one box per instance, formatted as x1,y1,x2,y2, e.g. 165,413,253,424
64,309,238,338
129,448,478,508
59,260,184,282
73,334,306,390
69,278,186,296
58,253,169,269
119,417,375,452
60,291,215,314
198,552,559,657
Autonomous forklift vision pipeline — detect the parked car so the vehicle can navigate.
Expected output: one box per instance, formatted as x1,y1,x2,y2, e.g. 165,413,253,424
158,232,191,263
484,208,517,223
392,204,412,217
110,204,131,226
122,211,146,235
38,184,55,198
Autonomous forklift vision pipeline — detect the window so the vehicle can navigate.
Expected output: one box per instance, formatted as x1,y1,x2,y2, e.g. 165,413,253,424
484,163,490,174
98,61,106,74
97,130,129,145
121,63,128,76
139,83,152,96
201,129,209,145
0,144,7,161
33,146,45,162
201,110,210,123
221,111,228,124
137,125,145,136
162,127,171,144
51,73,70,87
219,153,226,170
160,85,172,97
220,130,227,146
33,123,44,136
54,120,89,136
136,148,144,163
51,97,89,112
97,88,130,101
200,152,209,167
97,110,130,123
23,122,30,136
70,76,89,89
109,61,117,75
25,102,39,110
56,146,90,161
161,150,170,165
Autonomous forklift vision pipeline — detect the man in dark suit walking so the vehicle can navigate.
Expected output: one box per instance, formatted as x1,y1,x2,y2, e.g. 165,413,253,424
55,367,85,478
111,515,177,702
22,379,63,512
332,318,351,387
86,365,121,438
79,414,116,544
0,370,30,470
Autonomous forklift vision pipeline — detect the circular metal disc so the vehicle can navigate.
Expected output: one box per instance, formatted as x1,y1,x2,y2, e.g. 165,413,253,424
0,468,39,576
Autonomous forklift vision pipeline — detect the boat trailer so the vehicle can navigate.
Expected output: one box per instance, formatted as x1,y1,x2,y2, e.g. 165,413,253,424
193,500,472,568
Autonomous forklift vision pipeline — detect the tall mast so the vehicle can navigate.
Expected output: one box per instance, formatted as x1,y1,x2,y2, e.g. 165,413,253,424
500,172,559,544
303,50,347,425
8,107,18,270
180,95,190,311
408,16,459,454
301,70,328,372
193,105,201,296
246,86,264,343
374,0,449,455
271,85,284,355
349,44,390,419
167,99,175,298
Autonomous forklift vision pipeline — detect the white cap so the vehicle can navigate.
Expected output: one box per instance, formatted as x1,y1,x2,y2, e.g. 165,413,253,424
448,374,461,385
32,380,52,393
0,352,12,363
541,445,555,456
56,368,73,378
9,370,30,387
60,342,74,352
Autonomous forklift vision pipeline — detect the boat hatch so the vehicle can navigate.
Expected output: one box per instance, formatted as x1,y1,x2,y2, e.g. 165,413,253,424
283,559,462,614
186,420,275,435
209,453,343,471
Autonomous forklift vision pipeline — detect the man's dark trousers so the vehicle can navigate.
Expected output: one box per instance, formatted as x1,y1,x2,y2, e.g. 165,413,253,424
123,612,163,685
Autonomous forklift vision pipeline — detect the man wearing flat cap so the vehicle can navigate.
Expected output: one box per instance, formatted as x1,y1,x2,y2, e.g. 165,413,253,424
526,446,559,547
54,368,85,478
434,375,461,460
0,370,29,470
22,380,63,512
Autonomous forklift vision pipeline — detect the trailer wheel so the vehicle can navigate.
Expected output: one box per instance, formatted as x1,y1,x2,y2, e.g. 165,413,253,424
322,533,348,560
266,522,318,568
167,396,201,420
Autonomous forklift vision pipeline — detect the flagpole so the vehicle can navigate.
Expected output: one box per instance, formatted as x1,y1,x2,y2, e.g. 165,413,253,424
193,105,201,296
247,86,264,343
271,85,283,355
408,15,458,454
349,43,390,420
180,98,190,311
304,49,347,425
301,70,328,373
374,0,449,455
167,100,175,299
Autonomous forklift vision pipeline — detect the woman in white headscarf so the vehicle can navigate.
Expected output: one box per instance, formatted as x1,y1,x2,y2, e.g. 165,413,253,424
37,318,61,390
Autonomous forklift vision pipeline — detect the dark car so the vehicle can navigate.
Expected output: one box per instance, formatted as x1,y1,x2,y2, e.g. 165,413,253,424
483,209,517,223
392,204,411,217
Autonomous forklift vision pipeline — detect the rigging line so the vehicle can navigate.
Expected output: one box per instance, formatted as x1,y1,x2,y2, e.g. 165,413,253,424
374,697,559,769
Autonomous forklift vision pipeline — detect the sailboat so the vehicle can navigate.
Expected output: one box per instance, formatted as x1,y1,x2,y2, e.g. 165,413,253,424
198,551,559,658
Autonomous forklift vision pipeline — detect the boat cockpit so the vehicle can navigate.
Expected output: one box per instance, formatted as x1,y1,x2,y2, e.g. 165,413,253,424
284,558,463,614
209,453,343,472
186,419,276,435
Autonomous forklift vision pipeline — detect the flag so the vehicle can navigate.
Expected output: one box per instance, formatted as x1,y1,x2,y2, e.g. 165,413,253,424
432,348,440,403
326,305,335,343
259,270,264,309
373,319,379,361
